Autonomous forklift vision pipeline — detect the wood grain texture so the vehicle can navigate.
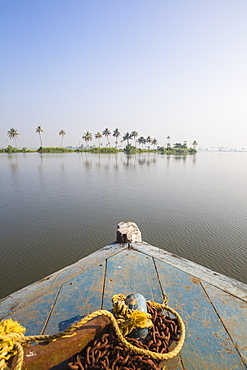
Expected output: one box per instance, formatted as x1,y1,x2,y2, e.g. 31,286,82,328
0,243,125,319
202,281,247,365
103,249,182,370
1,242,246,370
4,288,59,336
132,243,247,302
155,258,246,369
102,249,163,311
44,262,106,334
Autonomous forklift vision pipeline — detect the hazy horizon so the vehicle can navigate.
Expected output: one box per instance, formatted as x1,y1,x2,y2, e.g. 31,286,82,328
1,1,247,149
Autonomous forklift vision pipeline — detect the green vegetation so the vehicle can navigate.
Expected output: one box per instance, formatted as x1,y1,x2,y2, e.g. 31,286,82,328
2,126,198,155
0,144,197,155
0,145,35,153
124,145,139,154
37,147,74,153
159,146,197,154
77,147,119,153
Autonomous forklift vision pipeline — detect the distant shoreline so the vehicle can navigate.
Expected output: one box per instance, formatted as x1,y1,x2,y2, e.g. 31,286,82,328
1,146,247,154
198,149,247,153
0,145,198,155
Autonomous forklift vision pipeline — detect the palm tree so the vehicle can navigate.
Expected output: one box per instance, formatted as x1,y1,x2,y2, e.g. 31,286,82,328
95,132,102,148
137,136,146,149
82,131,93,148
131,131,138,147
152,138,158,150
192,140,198,150
122,132,132,146
36,126,43,147
146,136,152,150
102,128,111,147
7,128,19,148
59,130,66,147
166,136,171,148
113,128,121,148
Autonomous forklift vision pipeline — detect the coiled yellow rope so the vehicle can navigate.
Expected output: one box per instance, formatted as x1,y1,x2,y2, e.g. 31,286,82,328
0,295,185,370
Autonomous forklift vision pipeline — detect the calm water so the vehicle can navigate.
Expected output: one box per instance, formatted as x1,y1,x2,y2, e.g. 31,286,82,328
0,151,247,299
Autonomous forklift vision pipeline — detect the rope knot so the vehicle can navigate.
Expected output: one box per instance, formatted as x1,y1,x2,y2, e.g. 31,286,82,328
0,295,185,369
0,319,26,368
112,294,153,336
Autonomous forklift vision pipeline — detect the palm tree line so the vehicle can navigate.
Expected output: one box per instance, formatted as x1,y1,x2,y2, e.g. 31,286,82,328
80,129,197,151
5,126,198,151
5,126,67,149
81,128,161,150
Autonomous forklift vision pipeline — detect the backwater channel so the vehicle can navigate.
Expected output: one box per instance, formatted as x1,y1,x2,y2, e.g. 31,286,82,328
0,151,247,299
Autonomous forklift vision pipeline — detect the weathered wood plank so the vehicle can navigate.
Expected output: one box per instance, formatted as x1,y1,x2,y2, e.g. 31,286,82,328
43,262,106,334
1,241,246,370
155,259,246,370
132,243,247,302
102,249,163,310
0,243,125,319
4,288,59,336
202,281,247,365
102,249,183,370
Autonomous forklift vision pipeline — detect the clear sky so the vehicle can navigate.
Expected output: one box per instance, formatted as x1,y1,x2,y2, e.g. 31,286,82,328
1,0,247,149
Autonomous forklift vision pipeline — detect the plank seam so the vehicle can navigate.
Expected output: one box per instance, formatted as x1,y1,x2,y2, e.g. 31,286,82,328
40,284,63,335
100,259,107,310
152,258,169,309
153,257,186,369
179,353,186,370
132,244,247,302
200,281,247,368
0,245,129,318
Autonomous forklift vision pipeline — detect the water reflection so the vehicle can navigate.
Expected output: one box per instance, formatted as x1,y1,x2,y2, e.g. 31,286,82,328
113,154,119,170
76,152,163,170
1,151,246,300
7,155,19,184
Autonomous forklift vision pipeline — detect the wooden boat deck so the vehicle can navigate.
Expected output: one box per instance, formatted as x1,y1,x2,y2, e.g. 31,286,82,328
1,241,247,369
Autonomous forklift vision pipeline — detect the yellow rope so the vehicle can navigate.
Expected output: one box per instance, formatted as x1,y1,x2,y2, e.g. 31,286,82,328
111,295,185,360
111,294,153,336
0,297,185,370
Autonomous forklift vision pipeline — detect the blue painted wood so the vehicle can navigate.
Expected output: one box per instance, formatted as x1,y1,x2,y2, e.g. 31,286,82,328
0,267,88,320
202,281,247,365
5,288,59,336
0,243,125,320
133,243,247,301
102,249,163,311
43,262,106,334
102,249,183,370
155,259,246,369
2,243,245,370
